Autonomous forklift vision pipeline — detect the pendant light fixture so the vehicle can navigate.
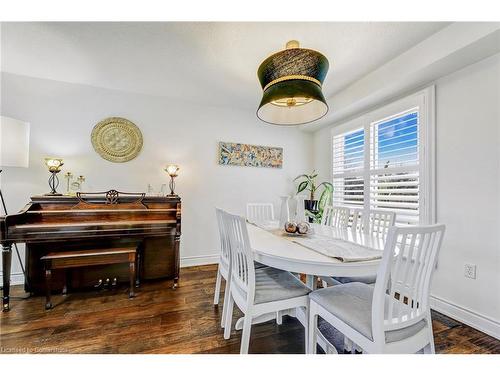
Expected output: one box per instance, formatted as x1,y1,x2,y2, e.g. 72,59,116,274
257,40,329,126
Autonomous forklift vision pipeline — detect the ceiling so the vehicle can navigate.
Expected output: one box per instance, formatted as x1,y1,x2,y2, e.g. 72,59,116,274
1,22,449,112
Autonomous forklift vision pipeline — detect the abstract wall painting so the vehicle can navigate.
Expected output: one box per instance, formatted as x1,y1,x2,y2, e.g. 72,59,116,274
218,141,283,169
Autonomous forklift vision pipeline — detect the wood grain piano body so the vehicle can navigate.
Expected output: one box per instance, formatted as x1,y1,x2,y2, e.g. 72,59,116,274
1,194,182,295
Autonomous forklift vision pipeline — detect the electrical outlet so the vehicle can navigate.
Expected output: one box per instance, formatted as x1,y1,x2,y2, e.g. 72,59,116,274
464,264,477,279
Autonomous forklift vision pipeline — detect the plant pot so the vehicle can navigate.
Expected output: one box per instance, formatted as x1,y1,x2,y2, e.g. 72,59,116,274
304,199,319,211
304,199,319,223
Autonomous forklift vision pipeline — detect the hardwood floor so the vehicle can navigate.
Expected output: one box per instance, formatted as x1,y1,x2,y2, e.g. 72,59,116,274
1,264,498,354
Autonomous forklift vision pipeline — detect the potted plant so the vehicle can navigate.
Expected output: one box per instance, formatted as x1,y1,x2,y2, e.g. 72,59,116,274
294,171,333,223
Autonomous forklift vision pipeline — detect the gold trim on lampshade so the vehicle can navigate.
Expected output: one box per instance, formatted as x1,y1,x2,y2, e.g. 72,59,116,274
257,41,329,126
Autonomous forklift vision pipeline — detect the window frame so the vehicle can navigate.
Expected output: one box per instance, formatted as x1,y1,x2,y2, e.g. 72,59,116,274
330,86,436,225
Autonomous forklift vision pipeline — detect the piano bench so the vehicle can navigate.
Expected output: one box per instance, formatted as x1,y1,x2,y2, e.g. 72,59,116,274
40,248,137,310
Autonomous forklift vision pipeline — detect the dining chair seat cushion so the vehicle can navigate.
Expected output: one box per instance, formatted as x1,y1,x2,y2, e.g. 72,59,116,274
252,267,311,304
310,282,427,343
333,275,376,285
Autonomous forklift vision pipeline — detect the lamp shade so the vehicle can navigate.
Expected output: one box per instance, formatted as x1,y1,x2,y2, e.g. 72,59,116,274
257,41,329,126
0,116,30,168
165,164,179,177
44,158,64,172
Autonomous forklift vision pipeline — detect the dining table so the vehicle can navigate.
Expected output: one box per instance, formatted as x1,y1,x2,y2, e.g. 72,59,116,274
249,222,385,283
234,222,387,351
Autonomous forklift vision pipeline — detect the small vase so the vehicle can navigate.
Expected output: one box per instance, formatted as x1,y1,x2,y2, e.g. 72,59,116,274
279,196,290,227
294,195,307,223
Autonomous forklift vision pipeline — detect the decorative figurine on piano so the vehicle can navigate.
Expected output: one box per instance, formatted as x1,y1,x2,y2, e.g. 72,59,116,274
64,172,73,194
72,175,86,194
65,172,86,196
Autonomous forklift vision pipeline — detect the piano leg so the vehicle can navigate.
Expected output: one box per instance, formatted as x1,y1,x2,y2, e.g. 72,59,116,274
2,243,12,312
45,269,53,310
173,234,180,289
135,250,141,288
129,261,135,298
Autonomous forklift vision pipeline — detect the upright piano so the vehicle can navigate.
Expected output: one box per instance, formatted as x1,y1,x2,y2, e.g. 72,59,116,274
0,190,181,311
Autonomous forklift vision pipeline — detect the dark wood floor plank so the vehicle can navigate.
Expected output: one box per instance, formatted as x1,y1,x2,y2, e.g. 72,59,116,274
1,264,498,354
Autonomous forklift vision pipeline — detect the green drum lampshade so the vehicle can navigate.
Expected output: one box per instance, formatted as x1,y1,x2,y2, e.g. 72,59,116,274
257,40,329,126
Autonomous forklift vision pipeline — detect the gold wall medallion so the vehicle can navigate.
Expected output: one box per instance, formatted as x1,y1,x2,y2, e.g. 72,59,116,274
91,117,143,163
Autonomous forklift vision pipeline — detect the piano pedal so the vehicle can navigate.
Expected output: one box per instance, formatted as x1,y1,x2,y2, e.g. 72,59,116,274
94,279,103,289
112,277,117,288
103,278,110,289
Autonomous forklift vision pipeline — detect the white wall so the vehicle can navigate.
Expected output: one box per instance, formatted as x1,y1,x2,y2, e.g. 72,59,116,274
0,72,313,280
312,54,500,337
432,54,499,333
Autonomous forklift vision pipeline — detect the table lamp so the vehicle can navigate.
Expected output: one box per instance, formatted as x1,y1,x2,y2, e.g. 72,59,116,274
164,164,179,196
44,158,64,195
0,116,30,285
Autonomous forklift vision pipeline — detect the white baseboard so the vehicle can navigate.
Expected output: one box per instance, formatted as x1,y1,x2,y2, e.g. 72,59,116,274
180,254,219,268
430,294,500,340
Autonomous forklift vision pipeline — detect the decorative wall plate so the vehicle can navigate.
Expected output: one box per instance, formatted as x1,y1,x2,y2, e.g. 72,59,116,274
91,117,143,163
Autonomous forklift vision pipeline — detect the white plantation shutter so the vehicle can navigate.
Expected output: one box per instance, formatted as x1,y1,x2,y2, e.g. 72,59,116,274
332,128,365,209
331,88,435,226
370,110,420,225
370,173,419,224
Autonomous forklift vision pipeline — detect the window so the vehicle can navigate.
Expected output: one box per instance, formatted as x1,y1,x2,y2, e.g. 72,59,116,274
332,88,435,225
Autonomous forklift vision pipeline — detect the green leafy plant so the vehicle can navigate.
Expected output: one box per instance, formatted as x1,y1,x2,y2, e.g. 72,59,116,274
294,171,333,224
294,170,333,201
306,183,333,223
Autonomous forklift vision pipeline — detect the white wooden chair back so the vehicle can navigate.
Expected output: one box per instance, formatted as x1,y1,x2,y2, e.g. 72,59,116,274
215,208,231,268
350,209,364,231
246,203,275,223
225,212,256,302
372,224,445,342
321,206,350,228
351,209,396,238
368,210,396,238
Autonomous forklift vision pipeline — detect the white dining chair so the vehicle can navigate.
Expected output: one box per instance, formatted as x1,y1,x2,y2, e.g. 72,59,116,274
213,208,233,329
319,208,396,353
350,208,363,231
222,212,312,354
322,209,396,286
321,206,350,228
246,203,275,223
319,206,353,289
352,209,396,238
308,224,446,354
245,202,285,324
328,209,397,286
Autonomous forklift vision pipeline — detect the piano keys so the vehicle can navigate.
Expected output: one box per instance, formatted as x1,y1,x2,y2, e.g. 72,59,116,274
0,190,181,311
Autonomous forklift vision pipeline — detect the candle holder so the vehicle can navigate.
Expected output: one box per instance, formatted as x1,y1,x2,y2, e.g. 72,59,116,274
76,175,86,191
164,164,179,196
44,158,64,196
64,172,74,194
